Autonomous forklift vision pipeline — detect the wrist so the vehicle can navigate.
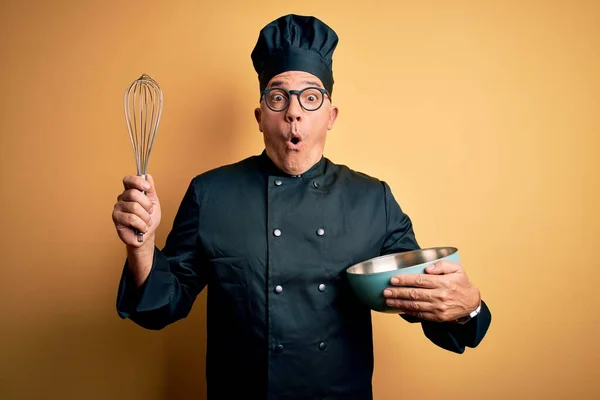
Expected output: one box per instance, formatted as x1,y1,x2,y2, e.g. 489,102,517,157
455,300,482,325
127,235,155,257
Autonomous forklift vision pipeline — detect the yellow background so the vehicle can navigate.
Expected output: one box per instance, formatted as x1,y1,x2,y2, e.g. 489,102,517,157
1,0,598,399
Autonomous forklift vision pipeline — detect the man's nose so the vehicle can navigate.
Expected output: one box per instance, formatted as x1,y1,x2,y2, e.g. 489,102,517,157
285,94,302,122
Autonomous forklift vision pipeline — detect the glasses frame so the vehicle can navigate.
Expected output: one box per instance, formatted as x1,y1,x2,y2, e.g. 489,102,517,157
260,87,329,112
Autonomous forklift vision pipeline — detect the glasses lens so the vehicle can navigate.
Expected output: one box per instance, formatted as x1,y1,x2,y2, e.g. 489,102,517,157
266,89,289,111
299,88,324,111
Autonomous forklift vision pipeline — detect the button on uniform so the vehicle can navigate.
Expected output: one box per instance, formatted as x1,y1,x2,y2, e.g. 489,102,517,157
312,181,320,188
274,179,282,186
318,284,326,292
274,344,284,353
274,285,283,294
318,342,327,351
316,228,325,236
273,229,282,237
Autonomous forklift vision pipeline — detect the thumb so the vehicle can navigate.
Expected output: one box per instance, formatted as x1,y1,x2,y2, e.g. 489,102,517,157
144,174,159,201
425,260,461,275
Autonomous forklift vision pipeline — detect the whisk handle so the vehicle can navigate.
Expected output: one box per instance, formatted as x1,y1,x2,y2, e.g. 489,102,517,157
135,174,147,243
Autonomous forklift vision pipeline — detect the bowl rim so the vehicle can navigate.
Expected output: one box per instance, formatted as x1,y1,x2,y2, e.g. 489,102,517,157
345,246,458,275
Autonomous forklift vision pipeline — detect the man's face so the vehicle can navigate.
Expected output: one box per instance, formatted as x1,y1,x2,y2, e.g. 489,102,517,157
254,71,338,175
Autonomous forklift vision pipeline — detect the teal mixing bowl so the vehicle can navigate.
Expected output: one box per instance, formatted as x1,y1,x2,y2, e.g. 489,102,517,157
346,247,460,313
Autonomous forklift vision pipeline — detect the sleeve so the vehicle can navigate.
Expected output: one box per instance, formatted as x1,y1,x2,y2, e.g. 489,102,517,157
381,181,492,353
380,181,420,254
115,177,208,330
400,301,492,354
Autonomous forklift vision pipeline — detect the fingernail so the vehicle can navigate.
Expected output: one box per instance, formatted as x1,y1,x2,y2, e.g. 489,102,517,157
386,299,394,306
143,182,151,190
383,289,393,297
429,264,436,271
390,277,399,284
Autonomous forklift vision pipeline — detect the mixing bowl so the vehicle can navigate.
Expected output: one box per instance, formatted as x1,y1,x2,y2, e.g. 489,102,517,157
346,247,460,313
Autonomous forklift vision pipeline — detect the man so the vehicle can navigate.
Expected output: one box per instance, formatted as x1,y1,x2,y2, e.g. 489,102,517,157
112,14,491,399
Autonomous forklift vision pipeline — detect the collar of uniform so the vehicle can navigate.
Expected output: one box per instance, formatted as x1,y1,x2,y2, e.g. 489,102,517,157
256,149,327,179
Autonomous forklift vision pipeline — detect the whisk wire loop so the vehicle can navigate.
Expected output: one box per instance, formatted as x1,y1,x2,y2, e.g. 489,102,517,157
124,74,163,242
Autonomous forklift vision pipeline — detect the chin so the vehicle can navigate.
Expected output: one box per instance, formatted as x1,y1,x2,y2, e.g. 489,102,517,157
274,152,302,174
267,144,320,175
281,157,303,175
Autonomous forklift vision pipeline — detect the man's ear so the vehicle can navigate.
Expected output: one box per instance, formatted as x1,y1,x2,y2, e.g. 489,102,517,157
254,108,263,132
327,105,339,130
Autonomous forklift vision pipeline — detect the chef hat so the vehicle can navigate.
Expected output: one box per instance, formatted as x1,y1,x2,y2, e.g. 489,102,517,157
251,14,339,96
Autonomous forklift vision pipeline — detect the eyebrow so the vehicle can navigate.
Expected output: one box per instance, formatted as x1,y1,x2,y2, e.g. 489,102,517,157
268,80,324,89
303,80,323,88
268,80,286,88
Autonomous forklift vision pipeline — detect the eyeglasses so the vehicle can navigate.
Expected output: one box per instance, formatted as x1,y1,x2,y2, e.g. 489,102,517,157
261,87,329,112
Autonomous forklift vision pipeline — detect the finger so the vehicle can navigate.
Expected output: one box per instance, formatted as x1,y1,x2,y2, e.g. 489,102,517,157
390,273,438,288
383,287,433,302
118,189,153,211
425,260,462,275
123,175,151,192
385,299,435,313
117,201,152,226
115,221,144,245
113,209,149,233
143,174,160,206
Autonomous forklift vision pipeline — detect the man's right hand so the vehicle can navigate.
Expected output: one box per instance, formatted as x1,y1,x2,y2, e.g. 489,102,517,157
112,174,162,287
112,174,162,248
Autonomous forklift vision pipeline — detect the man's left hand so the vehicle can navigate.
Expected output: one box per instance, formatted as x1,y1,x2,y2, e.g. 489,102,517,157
383,261,481,323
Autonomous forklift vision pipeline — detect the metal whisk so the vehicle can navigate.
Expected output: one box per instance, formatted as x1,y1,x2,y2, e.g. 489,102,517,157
124,73,163,242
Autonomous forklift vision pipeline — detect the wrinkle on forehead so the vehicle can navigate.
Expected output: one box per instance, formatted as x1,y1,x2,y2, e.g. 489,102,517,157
267,71,324,89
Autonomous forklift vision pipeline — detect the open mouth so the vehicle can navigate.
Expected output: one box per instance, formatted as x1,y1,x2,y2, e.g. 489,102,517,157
286,122,303,148
286,133,303,150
